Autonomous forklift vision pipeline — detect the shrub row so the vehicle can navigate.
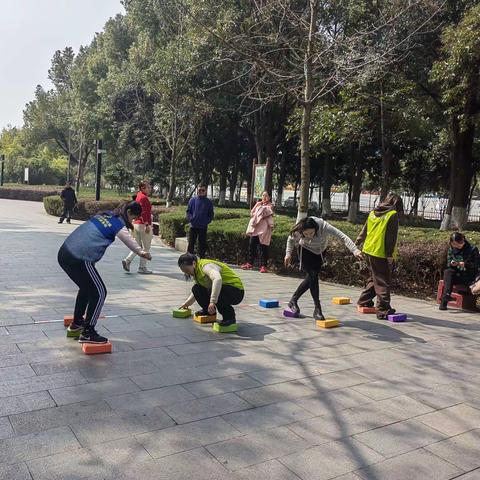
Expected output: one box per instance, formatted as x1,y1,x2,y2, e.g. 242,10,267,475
160,209,480,299
0,186,59,202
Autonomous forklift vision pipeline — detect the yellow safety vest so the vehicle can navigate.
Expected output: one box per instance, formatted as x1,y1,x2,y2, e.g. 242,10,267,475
362,210,397,259
194,259,244,290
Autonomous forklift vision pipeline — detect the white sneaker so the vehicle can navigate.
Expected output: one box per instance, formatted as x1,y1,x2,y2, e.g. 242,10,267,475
122,259,131,272
138,267,153,274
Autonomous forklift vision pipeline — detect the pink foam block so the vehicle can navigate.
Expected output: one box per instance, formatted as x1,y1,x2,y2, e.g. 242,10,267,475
283,309,299,318
387,313,407,323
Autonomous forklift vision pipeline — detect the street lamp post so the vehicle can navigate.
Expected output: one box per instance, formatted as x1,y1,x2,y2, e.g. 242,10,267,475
0,154,4,187
95,139,105,201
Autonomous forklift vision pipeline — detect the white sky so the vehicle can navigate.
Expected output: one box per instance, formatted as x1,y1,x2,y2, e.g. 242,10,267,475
0,0,125,130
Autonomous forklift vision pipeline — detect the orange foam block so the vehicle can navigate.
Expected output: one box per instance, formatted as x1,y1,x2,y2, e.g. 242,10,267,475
64,316,73,327
357,306,377,314
82,342,112,355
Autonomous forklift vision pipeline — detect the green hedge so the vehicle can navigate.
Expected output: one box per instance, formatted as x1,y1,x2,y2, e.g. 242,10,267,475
159,208,251,245
0,186,59,202
162,209,480,298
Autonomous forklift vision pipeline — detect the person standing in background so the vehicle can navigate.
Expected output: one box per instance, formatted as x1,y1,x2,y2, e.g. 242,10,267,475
186,184,214,258
58,181,77,224
122,180,153,274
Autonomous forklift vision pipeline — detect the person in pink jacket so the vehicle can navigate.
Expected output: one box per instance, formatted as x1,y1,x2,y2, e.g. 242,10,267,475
241,191,275,273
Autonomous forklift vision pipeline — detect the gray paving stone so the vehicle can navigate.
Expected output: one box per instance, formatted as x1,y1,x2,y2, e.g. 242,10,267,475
222,401,314,434
206,426,309,471
278,439,384,480
355,448,462,480
0,463,32,480
0,364,36,382
0,426,80,464
416,404,480,436
0,391,55,417
287,403,400,445
183,374,262,398
453,470,480,480
163,392,252,424
71,409,175,446
425,429,480,470
9,401,113,435
233,459,301,480
49,378,140,405
353,419,447,457
131,367,212,390
136,417,241,458
236,380,315,407
118,447,231,480
0,372,86,398
295,388,373,415
105,385,196,412
375,394,435,420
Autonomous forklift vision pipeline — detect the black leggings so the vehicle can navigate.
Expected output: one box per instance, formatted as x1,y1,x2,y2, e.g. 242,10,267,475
248,236,269,267
58,246,107,328
443,268,474,297
192,283,244,321
60,204,74,221
292,248,323,305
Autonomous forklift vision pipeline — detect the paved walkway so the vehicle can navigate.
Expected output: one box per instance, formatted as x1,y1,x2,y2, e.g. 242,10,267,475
0,199,479,480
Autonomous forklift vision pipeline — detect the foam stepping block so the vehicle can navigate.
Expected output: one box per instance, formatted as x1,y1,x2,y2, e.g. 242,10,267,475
332,297,351,305
283,309,299,318
172,308,192,318
64,316,73,327
387,313,407,323
316,318,340,329
82,342,112,355
193,313,217,324
212,322,238,333
259,299,279,308
357,306,377,314
66,328,81,338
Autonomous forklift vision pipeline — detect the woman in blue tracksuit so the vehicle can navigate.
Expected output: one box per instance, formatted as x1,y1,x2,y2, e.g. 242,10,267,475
58,201,151,344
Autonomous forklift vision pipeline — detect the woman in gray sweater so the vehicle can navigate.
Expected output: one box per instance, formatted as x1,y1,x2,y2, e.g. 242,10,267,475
284,217,362,320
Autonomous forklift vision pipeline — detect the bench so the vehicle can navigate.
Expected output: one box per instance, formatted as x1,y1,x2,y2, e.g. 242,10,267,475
436,280,477,311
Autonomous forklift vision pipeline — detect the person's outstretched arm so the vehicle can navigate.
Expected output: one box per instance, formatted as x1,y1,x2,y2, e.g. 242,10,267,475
116,228,151,259
324,221,362,257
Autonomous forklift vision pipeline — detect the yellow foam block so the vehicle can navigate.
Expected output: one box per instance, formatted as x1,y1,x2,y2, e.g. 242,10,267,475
316,318,340,329
193,314,217,324
332,297,351,305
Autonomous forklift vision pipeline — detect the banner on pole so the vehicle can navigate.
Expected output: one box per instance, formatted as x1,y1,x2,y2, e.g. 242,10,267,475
253,164,266,199
24,167,29,183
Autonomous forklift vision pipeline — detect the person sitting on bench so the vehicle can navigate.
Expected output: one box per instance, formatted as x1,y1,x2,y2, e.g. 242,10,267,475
439,232,480,310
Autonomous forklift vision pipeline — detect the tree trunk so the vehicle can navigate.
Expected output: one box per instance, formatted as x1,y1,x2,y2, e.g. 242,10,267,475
321,159,333,217
348,157,362,223
276,148,287,208
218,160,228,207
297,0,318,222
379,82,393,201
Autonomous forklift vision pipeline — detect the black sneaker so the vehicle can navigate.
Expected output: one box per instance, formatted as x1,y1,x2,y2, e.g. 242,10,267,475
58,220,64,224
218,318,236,327
78,329,108,344
195,310,209,316
376,308,396,320
360,301,374,308
313,306,325,321
66,219,71,224
439,302,448,311
288,299,300,315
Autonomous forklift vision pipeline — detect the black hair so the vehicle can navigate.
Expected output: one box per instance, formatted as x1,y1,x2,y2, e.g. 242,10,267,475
112,201,142,230
139,179,150,190
178,253,198,279
450,232,466,244
290,217,319,236
178,252,198,268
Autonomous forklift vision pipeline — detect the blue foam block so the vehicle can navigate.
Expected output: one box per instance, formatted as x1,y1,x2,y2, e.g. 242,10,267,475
259,299,279,308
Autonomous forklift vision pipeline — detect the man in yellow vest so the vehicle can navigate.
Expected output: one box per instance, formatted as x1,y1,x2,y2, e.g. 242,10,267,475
178,253,244,326
355,194,404,319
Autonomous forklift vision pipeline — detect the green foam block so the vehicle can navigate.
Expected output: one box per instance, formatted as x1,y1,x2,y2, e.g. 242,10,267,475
212,322,238,333
172,308,192,318
66,329,81,338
